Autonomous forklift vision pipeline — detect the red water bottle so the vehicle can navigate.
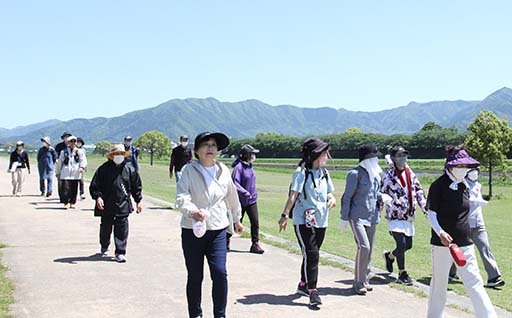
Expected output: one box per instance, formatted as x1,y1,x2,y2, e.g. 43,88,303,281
449,243,467,267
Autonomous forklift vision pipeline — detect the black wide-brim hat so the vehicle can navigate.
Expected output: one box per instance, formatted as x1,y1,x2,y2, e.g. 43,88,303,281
194,132,230,151
358,144,382,162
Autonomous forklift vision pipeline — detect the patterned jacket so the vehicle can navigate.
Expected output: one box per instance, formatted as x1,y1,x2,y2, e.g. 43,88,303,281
381,166,428,221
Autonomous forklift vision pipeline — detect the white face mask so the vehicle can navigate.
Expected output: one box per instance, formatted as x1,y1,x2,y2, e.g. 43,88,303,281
451,167,468,181
467,170,479,181
125,141,132,147
181,141,189,147
113,155,125,165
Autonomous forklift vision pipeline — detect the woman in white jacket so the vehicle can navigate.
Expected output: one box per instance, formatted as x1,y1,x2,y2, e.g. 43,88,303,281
176,132,243,318
56,135,87,209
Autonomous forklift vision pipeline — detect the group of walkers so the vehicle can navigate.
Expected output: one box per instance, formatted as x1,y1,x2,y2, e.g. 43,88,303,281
173,132,504,318
6,129,505,318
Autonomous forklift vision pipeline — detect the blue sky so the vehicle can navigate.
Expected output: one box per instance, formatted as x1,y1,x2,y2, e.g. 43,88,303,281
1,1,511,128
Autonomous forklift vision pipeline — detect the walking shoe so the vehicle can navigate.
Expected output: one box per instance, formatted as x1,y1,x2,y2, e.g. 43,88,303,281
250,242,265,254
397,271,413,286
114,254,127,263
80,194,86,200
41,192,45,196
100,248,108,256
16,192,22,197
46,192,52,197
296,282,309,296
383,251,394,273
353,282,367,295
309,289,322,306
364,281,373,291
448,273,460,281
485,276,505,288
226,238,231,251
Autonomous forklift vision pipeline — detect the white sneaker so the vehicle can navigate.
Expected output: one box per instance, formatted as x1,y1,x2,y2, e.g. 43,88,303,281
100,248,108,257
114,254,126,263
15,192,22,197
80,194,86,200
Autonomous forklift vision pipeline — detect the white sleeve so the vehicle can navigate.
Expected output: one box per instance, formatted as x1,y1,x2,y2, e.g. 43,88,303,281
428,210,445,236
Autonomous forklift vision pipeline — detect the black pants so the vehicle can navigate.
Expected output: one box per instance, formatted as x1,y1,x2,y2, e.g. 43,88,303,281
294,224,326,290
241,203,260,243
182,228,228,318
60,180,79,204
100,214,129,255
79,177,85,196
391,231,413,270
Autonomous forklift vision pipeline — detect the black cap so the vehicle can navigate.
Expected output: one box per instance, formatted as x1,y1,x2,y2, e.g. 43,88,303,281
180,135,189,141
358,144,382,162
124,136,133,141
61,131,72,139
77,137,85,145
301,138,330,164
390,146,409,157
194,132,230,151
240,144,259,155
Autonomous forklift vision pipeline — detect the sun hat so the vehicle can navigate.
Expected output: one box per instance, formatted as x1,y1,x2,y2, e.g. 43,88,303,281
445,147,480,168
194,132,230,151
301,137,330,163
41,136,51,145
124,136,133,141
358,144,382,162
67,135,77,142
16,140,24,146
61,131,72,139
105,144,131,159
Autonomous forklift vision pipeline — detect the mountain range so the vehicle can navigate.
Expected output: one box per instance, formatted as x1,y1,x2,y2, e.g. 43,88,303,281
1,87,512,146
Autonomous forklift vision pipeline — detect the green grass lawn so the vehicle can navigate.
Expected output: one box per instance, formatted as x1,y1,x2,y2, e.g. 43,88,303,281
0,243,14,318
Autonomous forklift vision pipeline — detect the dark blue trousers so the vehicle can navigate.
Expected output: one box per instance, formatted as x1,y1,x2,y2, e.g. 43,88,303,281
182,228,228,318
391,231,413,270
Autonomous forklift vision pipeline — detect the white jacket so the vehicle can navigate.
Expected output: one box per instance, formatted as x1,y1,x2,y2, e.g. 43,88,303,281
56,147,87,180
176,160,241,231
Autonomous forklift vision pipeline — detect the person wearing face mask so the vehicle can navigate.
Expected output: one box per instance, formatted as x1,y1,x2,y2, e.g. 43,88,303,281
9,141,31,196
37,136,57,197
448,168,505,288
381,146,428,285
230,144,264,254
340,144,383,295
89,144,143,263
169,135,192,183
56,136,87,209
426,146,496,318
123,136,139,171
278,138,336,308
76,137,87,200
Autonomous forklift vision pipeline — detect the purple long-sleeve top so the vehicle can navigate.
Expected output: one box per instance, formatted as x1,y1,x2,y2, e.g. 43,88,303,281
231,158,258,207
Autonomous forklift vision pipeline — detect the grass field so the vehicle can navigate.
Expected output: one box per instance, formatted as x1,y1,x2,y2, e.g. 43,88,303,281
81,155,511,311
0,243,14,318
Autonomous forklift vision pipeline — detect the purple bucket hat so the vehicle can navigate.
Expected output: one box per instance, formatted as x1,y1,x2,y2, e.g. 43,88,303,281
445,148,480,168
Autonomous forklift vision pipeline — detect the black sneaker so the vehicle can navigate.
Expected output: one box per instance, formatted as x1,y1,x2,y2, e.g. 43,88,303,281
250,242,265,254
397,271,413,286
448,273,460,281
296,282,308,296
309,290,322,306
226,238,231,251
383,251,394,273
485,276,505,288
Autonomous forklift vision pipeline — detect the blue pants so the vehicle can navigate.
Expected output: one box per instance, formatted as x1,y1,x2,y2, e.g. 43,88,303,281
39,176,53,194
182,228,228,318
391,231,413,270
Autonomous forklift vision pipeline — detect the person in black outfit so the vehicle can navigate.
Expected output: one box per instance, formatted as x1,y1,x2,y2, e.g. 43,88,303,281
9,141,30,196
55,131,71,201
169,135,192,183
89,144,143,263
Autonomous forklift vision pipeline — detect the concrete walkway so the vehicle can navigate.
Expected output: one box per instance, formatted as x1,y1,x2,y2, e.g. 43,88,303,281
0,158,475,317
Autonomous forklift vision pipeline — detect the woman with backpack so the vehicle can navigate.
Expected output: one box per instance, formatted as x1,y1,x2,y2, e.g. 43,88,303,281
278,137,336,308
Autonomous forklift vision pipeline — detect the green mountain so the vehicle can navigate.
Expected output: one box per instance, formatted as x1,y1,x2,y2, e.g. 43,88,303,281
2,87,512,146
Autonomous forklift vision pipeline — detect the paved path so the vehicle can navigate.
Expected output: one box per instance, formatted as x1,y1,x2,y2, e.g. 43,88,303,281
0,158,475,317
